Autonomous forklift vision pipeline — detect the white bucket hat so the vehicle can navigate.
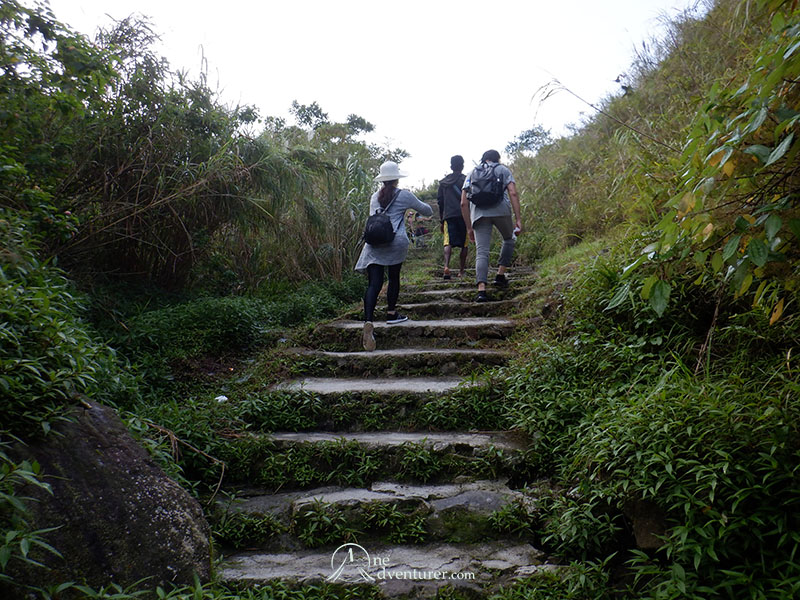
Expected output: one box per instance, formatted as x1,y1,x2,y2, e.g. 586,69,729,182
374,161,407,182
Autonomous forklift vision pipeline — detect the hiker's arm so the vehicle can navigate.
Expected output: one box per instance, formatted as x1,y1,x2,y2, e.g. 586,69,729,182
412,195,434,217
507,182,522,234
461,190,474,242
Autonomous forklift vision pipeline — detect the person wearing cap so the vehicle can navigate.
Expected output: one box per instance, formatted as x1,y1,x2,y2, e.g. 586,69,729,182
355,161,433,351
437,155,469,279
460,149,523,302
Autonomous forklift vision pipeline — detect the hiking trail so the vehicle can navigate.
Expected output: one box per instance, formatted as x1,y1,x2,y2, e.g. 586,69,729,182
217,247,554,598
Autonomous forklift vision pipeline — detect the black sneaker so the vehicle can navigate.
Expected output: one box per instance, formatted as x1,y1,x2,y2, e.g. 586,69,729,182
476,291,489,303
386,312,409,324
493,274,509,288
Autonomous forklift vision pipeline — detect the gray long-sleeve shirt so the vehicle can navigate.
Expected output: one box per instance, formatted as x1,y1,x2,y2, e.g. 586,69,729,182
355,188,433,272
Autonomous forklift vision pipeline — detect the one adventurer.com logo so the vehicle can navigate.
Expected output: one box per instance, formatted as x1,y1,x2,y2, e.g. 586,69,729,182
326,543,476,583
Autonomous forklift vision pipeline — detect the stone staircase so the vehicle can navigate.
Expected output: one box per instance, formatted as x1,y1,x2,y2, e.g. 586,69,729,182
218,263,553,597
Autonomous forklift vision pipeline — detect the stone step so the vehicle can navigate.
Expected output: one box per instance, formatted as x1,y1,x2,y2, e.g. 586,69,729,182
313,318,516,351
217,430,532,491
343,299,520,321
409,272,537,292
399,299,520,319
265,431,526,451
222,480,536,550
399,287,523,305
220,541,552,597
274,376,469,395
281,347,508,377
234,384,513,433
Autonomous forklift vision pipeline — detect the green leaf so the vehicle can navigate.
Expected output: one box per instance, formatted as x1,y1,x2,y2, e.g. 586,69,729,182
784,39,800,59
738,273,754,298
746,107,769,134
789,219,800,240
711,252,723,273
775,106,800,122
650,280,671,317
641,275,658,300
772,11,786,33
621,255,647,278
606,282,632,311
734,216,751,232
723,235,741,262
765,133,794,166
765,214,782,240
743,145,771,163
748,238,769,267
693,251,708,266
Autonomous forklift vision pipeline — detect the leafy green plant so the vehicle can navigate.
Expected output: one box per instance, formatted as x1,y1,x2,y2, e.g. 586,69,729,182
625,1,800,320
489,499,539,539
363,502,428,544
398,441,443,483
419,381,512,431
0,440,61,586
212,510,284,550
1,212,140,434
294,500,357,548
541,492,626,563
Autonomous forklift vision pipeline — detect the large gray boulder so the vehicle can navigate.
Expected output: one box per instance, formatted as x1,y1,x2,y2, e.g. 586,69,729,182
8,402,210,589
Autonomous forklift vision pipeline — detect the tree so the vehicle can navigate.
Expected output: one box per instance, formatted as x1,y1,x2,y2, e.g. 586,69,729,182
290,100,329,129
505,125,552,156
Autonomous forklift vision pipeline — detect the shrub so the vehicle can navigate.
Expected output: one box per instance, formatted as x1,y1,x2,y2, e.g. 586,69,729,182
0,212,139,434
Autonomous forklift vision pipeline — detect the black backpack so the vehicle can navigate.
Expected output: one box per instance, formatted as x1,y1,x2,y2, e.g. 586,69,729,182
363,190,400,246
467,163,505,208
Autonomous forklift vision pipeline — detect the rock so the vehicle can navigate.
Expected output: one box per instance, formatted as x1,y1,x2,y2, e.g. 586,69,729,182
8,402,210,590
625,499,667,550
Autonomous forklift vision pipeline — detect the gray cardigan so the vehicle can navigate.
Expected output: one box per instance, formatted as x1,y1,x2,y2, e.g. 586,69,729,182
355,188,433,272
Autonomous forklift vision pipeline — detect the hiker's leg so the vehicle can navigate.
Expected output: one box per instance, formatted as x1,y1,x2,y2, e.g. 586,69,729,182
443,244,452,272
386,263,402,313
495,215,516,272
473,217,492,290
364,263,385,322
459,245,469,276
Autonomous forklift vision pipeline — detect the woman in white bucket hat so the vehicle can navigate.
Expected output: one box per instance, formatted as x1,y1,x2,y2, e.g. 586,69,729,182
355,161,433,351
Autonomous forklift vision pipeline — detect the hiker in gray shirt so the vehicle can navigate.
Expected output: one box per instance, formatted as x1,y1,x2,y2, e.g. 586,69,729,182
355,161,433,350
460,150,523,302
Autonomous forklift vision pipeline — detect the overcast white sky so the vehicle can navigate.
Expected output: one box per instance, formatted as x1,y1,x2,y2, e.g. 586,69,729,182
46,0,703,188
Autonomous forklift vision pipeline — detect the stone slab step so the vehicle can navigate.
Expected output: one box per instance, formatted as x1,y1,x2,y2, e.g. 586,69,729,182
262,430,527,452
220,541,550,596
225,480,532,549
218,430,532,490
314,318,516,351
398,299,520,319
400,288,522,304
236,384,513,434
233,480,523,518
274,376,469,395
283,349,508,377
409,274,537,292
342,299,519,321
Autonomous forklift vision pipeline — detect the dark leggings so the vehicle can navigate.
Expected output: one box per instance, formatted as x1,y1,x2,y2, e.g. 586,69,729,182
364,263,402,322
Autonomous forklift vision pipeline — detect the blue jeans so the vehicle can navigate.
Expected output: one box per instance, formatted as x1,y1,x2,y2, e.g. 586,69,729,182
473,215,515,284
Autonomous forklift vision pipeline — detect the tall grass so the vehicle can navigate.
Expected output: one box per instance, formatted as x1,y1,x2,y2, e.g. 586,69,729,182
512,0,771,263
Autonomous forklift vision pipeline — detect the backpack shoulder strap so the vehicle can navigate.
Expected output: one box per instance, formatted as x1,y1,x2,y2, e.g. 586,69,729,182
378,188,401,213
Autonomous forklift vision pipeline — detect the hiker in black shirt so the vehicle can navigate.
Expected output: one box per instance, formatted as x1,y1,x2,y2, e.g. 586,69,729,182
436,155,469,279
